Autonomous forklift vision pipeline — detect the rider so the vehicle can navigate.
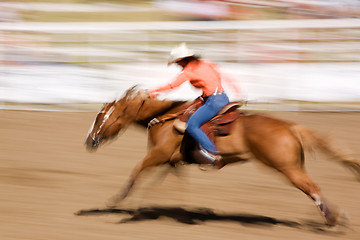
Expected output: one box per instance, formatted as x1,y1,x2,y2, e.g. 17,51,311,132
145,43,241,167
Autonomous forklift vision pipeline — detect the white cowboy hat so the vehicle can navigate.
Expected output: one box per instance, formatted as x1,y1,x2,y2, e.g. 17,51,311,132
167,43,196,65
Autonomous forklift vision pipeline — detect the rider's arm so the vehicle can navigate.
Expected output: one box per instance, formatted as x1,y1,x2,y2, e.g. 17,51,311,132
148,71,189,98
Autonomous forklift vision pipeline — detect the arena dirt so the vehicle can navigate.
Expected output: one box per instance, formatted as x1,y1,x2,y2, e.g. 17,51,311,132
1,110,359,240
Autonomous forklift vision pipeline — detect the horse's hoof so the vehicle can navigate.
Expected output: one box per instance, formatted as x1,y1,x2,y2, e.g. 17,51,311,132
199,164,212,171
325,209,340,227
105,197,119,209
106,202,116,209
320,201,340,227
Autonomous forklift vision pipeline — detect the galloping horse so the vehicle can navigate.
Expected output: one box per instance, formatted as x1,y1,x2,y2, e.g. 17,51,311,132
85,86,360,226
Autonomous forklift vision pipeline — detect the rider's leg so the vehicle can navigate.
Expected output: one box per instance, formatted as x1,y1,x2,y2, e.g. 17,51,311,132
186,93,229,157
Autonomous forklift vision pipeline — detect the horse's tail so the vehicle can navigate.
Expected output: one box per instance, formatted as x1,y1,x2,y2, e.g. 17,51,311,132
290,124,360,181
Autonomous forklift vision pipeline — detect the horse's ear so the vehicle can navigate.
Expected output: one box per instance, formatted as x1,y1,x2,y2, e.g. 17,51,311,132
124,85,139,99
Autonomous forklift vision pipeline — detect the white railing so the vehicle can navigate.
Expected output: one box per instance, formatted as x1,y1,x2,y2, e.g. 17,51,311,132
1,19,360,106
1,19,360,64
1,19,360,32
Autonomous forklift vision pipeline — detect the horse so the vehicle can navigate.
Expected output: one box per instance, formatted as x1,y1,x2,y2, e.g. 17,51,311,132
85,85,360,226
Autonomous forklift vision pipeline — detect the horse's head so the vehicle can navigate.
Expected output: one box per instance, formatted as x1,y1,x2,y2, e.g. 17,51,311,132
85,86,146,151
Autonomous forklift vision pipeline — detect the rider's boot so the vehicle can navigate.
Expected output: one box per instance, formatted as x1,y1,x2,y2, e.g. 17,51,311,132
213,156,225,169
198,147,225,169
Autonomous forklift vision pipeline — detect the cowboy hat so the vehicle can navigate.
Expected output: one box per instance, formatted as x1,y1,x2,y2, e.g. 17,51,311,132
167,43,196,65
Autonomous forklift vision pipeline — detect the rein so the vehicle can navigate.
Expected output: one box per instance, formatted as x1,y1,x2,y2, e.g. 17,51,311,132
147,97,203,129
148,109,186,129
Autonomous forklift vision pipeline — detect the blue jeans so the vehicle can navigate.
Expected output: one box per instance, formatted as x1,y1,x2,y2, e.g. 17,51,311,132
186,93,229,154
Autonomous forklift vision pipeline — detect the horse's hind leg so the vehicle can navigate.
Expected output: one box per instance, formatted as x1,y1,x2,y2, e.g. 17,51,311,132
281,167,340,226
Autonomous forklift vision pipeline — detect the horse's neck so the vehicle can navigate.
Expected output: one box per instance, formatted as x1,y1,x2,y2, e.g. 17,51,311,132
135,99,186,128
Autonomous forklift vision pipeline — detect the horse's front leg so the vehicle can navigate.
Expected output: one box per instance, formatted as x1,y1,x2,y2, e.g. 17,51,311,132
106,145,179,208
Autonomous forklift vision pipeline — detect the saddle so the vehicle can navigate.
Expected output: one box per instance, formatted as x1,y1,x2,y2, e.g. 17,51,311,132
173,97,243,141
147,98,243,165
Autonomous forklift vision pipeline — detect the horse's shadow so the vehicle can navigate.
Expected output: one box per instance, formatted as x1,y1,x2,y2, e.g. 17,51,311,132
75,206,346,235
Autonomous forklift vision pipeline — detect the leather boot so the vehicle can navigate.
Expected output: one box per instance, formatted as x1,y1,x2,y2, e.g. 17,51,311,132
197,148,224,169
213,156,225,169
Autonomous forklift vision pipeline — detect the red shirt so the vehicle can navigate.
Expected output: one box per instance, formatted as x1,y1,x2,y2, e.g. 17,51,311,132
149,60,234,98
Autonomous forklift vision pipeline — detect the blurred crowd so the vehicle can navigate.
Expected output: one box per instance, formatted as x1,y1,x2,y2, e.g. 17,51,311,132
156,0,360,20
0,0,359,23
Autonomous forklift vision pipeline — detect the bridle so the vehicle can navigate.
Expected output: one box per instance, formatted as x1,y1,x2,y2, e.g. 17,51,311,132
91,97,146,142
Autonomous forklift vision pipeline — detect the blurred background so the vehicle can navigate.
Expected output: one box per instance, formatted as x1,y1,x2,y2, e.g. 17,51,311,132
1,0,359,111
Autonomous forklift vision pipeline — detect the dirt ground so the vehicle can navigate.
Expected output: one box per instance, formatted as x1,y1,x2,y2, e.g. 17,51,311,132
1,109,359,240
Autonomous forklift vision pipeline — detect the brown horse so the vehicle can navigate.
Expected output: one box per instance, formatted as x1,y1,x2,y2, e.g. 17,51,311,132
85,86,360,226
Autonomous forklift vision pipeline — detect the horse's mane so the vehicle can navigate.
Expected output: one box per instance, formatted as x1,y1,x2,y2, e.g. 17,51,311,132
115,85,188,128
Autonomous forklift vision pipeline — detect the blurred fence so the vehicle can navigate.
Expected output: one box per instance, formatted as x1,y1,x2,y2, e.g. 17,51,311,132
1,18,360,64
1,19,360,108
